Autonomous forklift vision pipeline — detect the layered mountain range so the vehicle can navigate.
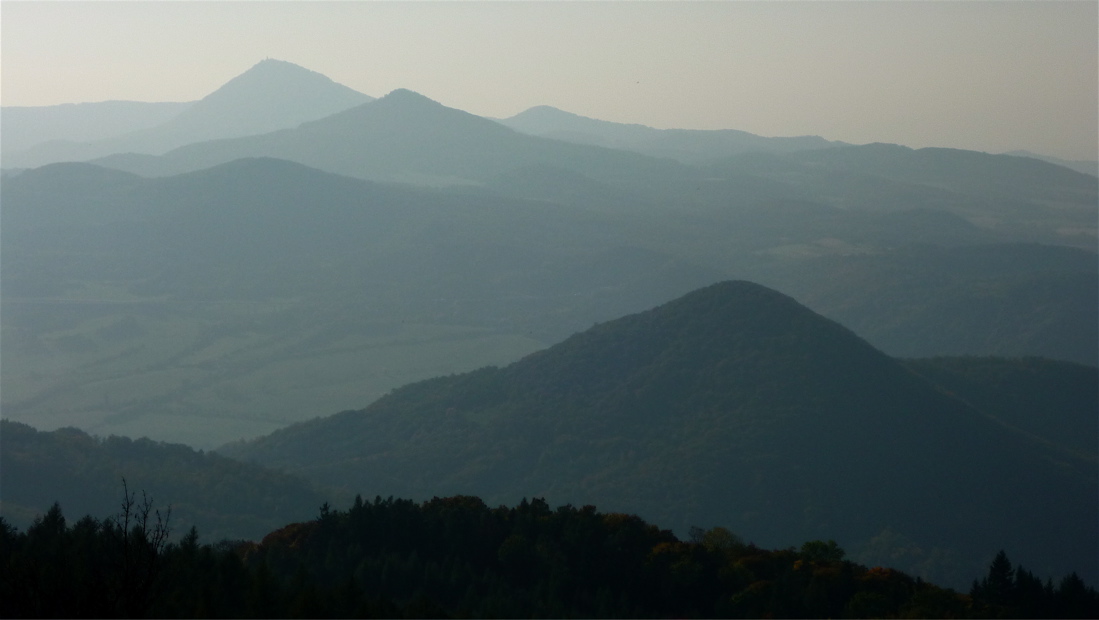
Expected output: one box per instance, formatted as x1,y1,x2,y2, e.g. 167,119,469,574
2,59,1095,590
4,155,1094,445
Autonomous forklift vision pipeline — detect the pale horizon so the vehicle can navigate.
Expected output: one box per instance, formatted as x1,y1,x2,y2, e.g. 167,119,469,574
2,1,1096,161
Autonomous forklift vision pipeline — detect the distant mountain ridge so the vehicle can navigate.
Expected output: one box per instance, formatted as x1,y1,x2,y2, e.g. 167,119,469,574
1005,150,1099,178
223,280,1097,587
91,88,687,189
2,59,373,168
498,104,846,163
77,83,1096,254
0,100,194,158
497,105,1098,178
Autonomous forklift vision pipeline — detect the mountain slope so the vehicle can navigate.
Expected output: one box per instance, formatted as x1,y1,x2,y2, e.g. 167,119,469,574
904,356,1097,458
785,143,1097,205
757,243,1099,366
709,145,1098,250
1004,150,1099,178
4,59,372,168
223,281,1097,587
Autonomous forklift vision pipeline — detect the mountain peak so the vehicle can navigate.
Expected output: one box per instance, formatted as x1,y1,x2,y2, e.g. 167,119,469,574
519,279,891,395
375,88,445,107
201,59,370,104
504,104,650,135
513,105,572,118
131,59,374,148
251,57,304,69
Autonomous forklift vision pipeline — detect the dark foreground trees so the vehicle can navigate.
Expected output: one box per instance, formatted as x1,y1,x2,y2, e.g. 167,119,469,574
1,480,172,618
2,492,1096,618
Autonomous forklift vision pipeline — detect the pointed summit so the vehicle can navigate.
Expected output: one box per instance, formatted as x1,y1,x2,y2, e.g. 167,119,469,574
161,59,373,141
358,88,455,117
376,88,440,104
196,59,369,108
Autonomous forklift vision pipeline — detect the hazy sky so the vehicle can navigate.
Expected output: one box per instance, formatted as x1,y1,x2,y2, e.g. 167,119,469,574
2,1,1096,160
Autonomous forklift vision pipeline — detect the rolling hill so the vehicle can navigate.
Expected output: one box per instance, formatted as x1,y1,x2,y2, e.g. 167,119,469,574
222,281,1098,587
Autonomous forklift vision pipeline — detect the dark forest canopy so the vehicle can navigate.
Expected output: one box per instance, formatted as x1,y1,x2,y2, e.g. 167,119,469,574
3,493,1096,619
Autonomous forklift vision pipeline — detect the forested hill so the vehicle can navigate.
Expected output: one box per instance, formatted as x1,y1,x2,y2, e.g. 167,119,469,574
0,420,339,542
223,280,1097,587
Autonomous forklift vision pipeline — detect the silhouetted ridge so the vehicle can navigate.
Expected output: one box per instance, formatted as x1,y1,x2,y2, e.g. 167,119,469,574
504,279,896,409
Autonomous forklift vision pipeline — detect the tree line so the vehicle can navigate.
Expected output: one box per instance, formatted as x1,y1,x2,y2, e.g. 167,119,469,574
2,488,1095,618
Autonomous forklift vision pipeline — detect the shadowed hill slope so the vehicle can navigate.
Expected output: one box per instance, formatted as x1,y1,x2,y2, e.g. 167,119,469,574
904,356,1098,458
223,281,1097,587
